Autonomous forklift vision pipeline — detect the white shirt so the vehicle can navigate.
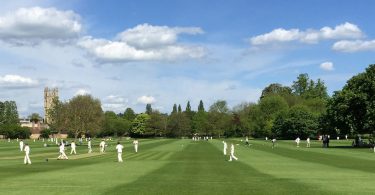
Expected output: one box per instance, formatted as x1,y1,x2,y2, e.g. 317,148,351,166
20,141,24,146
59,144,65,153
296,138,300,143
71,142,76,148
116,144,124,153
307,138,310,143
230,144,235,153
24,145,30,154
223,142,227,149
100,141,105,147
133,140,138,146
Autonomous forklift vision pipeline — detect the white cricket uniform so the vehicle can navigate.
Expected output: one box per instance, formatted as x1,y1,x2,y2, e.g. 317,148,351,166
229,144,238,161
19,141,24,152
116,144,124,162
24,145,31,164
70,142,77,154
99,141,105,153
295,138,300,147
307,138,311,147
133,140,139,153
58,144,68,159
88,140,92,153
223,141,227,155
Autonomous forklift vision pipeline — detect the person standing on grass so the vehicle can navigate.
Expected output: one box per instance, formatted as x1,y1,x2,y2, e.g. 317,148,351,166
222,141,227,155
245,136,249,146
70,141,77,154
116,142,124,162
272,138,276,148
306,137,311,148
19,140,24,152
99,139,106,153
229,143,238,161
133,139,139,153
24,143,31,165
295,137,300,147
88,139,92,153
58,143,68,160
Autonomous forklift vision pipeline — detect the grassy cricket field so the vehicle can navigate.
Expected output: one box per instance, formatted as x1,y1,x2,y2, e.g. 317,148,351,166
0,138,374,194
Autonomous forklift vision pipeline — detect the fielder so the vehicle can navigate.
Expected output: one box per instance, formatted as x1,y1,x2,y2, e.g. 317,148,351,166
272,138,276,148
70,141,77,154
306,137,311,148
24,143,31,164
116,142,124,162
133,139,139,153
229,143,238,161
19,140,24,152
295,137,300,147
222,141,227,155
58,143,68,160
88,139,92,153
99,140,106,153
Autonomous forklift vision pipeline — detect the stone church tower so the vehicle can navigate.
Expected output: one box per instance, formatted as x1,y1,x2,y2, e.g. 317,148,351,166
44,87,58,124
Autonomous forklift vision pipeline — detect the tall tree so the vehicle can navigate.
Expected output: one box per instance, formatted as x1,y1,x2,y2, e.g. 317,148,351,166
145,104,152,115
172,104,177,114
63,95,103,139
3,101,19,125
131,113,150,137
123,108,136,121
185,101,191,112
292,73,309,96
178,104,182,113
198,100,205,112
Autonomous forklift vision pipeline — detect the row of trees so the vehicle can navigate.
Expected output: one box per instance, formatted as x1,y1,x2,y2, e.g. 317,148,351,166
43,64,375,139
0,101,30,138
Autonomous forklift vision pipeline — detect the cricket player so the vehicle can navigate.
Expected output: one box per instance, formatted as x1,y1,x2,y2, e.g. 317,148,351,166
295,137,300,147
245,136,249,146
88,139,92,153
70,141,77,154
133,139,139,153
58,143,68,160
222,141,227,155
24,143,31,165
99,140,106,153
116,142,124,162
229,143,238,161
306,137,311,148
19,140,24,152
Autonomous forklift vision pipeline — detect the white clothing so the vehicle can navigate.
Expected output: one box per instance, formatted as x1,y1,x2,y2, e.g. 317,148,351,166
229,144,238,161
58,144,68,160
295,138,300,147
70,142,76,154
99,141,105,153
24,145,31,164
19,141,24,152
133,140,139,153
88,140,92,153
116,144,124,162
223,141,227,155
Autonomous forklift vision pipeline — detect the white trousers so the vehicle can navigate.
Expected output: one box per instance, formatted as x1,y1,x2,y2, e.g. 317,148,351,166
88,147,92,153
58,151,68,159
24,153,31,164
134,146,138,153
223,149,227,155
70,148,76,154
100,147,105,153
118,152,123,162
20,146,23,152
229,152,238,161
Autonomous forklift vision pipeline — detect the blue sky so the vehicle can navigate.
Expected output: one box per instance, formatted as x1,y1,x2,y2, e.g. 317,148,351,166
0,0,374,117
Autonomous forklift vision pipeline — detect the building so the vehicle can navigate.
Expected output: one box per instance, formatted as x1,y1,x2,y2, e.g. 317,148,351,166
44,87,58,124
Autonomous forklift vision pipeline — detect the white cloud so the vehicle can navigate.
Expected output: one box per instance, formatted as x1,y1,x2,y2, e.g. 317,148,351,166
75,89,90,96
102,95,128,113
320,62,334,71
117,23,203,49
250,22,363,45
332,40,375,52
0,6,82,45
78,24,205,63
0,74,38,88
137,95,156,104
